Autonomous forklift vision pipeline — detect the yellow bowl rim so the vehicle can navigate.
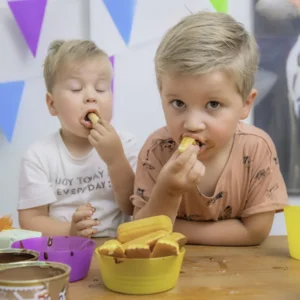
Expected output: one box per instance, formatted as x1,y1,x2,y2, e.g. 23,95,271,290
95,247,186,261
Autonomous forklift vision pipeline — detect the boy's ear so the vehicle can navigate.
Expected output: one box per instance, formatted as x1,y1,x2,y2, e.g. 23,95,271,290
46,92,58,116
240,89,257,120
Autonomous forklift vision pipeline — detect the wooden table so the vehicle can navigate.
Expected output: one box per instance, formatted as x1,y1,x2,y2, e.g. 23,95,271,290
68,236,300,299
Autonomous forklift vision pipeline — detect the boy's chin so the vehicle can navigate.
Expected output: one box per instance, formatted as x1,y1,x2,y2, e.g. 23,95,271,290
61,127,90,140
77,130,91,139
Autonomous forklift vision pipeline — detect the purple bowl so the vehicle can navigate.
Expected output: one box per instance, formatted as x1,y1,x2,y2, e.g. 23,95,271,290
11,236,95,282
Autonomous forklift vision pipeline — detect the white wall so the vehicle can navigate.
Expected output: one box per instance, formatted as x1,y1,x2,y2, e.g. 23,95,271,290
0,0,296,234
0,0,90,225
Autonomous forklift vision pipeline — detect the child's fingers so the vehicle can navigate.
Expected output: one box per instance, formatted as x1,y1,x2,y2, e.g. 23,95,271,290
86,203,96,213
93,120,111,134
76,219,99,231
90,128,103,140
88,135,97,147
78,227,98,238
76,205,92,211
171,145,199,172
97,118,113,131
72,210,93,223
187,161,205,185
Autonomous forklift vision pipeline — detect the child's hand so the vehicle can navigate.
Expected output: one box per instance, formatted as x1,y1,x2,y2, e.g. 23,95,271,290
157,145,205,195
69,204,99,237
88,119,124,165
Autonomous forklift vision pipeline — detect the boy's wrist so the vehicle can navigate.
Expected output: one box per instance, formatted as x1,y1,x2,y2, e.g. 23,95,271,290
106,151,127,168
154,180,183,199
155,174,183,198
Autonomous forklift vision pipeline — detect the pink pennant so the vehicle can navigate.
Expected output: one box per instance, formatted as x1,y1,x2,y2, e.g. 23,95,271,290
8,0,47,57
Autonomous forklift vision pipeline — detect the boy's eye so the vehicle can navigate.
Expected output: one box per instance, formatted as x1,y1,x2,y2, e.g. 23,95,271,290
171,99,186,109
207,101,220,109
96,89,105,93
71,88,82,92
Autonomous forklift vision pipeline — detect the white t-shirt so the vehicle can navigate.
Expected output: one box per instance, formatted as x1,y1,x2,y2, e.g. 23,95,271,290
18,130,138,237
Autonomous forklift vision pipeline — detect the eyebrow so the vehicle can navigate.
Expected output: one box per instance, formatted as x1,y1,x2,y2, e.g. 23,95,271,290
67,75,110,81
164,93,180,98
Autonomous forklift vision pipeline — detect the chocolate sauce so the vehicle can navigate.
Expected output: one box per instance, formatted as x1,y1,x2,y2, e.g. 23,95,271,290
0,252,35,263
0,265,65,280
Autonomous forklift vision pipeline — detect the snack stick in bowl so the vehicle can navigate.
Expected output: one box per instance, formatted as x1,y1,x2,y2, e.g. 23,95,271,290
98,239,125,258
150,232,187,258
117,215,172,244
123,230,169,250
178,137,196,153
167,232,188,248
151,239,180,258
87,112,100,125
125,243,151,258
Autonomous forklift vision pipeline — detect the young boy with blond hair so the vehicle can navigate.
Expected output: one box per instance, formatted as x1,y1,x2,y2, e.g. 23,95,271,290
18,40,137,237
131,12,288,246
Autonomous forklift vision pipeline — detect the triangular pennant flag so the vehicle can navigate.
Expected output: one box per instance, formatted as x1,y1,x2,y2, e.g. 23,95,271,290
103,0,137,45
109,56,114,93
8,0,47,57
210,0,228,12
0,81,25,142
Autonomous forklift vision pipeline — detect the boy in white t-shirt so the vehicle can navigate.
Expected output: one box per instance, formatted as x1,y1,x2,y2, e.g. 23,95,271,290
18,40,138,238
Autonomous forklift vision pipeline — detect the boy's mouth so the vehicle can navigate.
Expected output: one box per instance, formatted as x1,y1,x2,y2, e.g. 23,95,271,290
179,136,207,154
194,140,204,147
180,137,205,148
84,114,90,122
81,110,99,129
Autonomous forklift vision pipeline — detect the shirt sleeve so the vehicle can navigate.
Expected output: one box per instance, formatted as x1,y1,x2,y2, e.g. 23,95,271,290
241,137,288,218
18,148,57,210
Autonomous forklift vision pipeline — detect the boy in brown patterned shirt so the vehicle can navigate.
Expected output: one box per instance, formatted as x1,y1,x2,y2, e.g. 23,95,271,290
131,11,288,246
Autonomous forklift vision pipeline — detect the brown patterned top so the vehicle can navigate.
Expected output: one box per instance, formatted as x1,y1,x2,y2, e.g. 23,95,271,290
131,122,288,221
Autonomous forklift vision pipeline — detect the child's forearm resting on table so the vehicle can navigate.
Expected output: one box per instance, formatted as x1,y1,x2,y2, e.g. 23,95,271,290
19,205,72,236
174,211,275,246
134,183,182,223
107,154,135,216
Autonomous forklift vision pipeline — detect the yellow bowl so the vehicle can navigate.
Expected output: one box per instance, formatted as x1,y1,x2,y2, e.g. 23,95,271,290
284,206,300,259
95,247,185,295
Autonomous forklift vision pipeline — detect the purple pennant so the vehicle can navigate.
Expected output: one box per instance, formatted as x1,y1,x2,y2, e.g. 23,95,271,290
8,0,48,57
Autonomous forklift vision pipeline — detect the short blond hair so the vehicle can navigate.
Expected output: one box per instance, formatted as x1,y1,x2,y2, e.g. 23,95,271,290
43,39,109,92
155,11,260,100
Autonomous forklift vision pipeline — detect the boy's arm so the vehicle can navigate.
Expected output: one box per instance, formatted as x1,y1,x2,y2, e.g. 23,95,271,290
132,134,202,222
18,151,71,236
19,205,71,236
19,204,98,237
174,211,274,246
107,131,138,216
134,182,182,222
18,149,78,236
107,153,135,215
89,122,137,216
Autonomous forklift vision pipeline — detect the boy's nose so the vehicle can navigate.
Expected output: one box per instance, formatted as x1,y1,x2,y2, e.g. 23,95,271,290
183,115,206,132
85,97,97,103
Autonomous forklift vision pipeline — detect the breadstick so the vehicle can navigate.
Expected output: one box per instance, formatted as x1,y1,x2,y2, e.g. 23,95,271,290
178,137,196,153
87,112,100,125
